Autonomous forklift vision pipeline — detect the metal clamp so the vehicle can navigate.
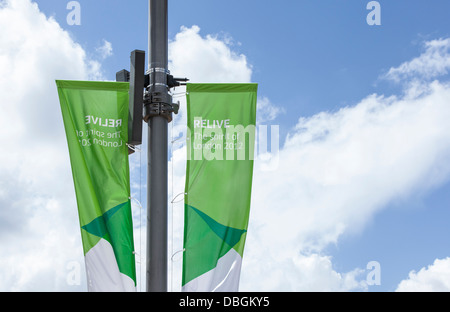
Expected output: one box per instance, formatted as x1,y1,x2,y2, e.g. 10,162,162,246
143,90,178,123
146,67,170,75
143,102,175,123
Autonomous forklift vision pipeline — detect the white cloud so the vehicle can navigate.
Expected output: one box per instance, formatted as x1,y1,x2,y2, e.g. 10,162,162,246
257,97,284,124
396,258,450,292
0,0,104,291
238,44,450,290
241,245,367,292
384,38,450,83
239,78,450,290
169,25,252,83
96,39,113,60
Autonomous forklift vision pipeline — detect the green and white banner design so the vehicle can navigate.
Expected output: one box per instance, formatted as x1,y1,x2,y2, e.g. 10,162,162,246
183,83,258,292
56,80,136,292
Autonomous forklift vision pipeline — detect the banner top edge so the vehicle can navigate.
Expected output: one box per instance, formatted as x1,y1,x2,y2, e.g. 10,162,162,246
55,80,129,91
186,83,258,93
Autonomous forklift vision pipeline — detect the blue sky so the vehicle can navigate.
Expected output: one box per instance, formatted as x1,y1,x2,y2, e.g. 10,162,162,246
2,0,450,292
38,0,450,130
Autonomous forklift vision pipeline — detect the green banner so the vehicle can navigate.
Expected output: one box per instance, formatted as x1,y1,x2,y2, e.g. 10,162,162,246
56,80,136,292
182,83,258,292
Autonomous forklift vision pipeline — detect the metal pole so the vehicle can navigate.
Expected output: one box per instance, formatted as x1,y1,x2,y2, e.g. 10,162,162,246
145,0,169,292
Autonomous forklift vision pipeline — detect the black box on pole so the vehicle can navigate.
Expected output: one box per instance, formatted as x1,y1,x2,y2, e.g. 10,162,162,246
116,50,145,147
128,50,145,146
116,69,130,83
